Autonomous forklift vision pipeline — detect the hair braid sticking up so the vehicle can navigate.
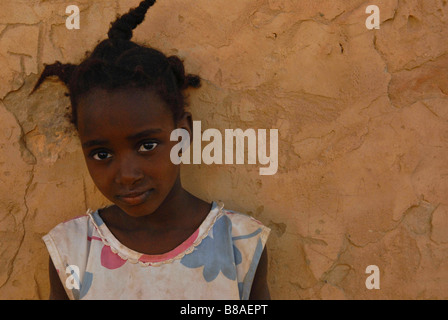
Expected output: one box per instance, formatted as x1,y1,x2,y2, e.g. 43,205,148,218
108,0,156,41
31,62,76,94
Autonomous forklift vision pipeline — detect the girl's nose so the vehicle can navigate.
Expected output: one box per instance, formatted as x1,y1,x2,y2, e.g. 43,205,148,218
115,155,144,186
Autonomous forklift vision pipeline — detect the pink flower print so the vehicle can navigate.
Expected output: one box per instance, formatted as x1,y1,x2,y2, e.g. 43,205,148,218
138,229,199,265
101,245,127,269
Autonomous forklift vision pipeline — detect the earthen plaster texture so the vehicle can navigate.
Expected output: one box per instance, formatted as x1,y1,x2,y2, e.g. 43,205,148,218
0,0,447,299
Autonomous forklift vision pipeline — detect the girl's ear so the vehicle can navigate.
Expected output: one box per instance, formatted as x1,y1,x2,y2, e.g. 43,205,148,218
176,112,193,144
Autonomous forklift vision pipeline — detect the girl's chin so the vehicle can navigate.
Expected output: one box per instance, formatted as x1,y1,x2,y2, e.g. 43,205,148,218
116,196,171,219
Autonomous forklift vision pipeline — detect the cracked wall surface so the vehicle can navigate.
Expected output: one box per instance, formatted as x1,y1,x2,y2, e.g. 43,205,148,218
0,0,447,299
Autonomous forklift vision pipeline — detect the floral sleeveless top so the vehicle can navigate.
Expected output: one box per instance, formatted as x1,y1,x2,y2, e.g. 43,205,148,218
42,201,270,300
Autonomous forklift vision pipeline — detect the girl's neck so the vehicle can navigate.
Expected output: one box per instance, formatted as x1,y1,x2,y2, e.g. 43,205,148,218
98,184,212,256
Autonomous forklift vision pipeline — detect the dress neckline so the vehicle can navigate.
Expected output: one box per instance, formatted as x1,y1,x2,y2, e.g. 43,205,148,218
86,201,224,267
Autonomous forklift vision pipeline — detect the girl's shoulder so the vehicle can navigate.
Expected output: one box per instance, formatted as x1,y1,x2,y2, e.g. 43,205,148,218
221,208,268,229
44,212,91,238
42,211,94,250
214,203,271,244
42,208,104,265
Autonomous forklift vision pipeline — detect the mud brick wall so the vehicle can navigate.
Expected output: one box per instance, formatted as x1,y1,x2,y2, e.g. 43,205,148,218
0,0,447,299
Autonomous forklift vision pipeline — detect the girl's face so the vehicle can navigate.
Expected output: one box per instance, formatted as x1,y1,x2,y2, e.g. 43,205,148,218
77,87,191,218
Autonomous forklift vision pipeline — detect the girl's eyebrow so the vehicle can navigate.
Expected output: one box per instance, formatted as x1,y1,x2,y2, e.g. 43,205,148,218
82,128,163,149
126,128,163,141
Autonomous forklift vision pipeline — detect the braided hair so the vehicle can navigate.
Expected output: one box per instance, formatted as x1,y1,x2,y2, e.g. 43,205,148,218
32,0,201,129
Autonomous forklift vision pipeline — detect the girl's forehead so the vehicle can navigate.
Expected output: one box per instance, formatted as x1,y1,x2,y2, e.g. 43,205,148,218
78,87,166,109
76,87,174,136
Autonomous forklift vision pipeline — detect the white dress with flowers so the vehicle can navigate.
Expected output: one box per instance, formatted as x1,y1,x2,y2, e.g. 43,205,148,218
42,201,270,300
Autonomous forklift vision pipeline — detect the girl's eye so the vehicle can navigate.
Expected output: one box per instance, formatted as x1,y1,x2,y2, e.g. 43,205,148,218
139,142,158,152
92,151,112,161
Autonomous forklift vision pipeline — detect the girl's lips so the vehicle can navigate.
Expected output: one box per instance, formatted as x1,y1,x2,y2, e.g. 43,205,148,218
118,189,153,206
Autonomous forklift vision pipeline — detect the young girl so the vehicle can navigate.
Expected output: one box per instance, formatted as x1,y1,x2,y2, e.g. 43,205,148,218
34,0,270,300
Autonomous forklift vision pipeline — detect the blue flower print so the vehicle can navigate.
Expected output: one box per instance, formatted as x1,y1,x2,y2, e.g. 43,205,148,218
72,271,93,300
180,215,242,282
65,263,93,300
239,238,264,300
